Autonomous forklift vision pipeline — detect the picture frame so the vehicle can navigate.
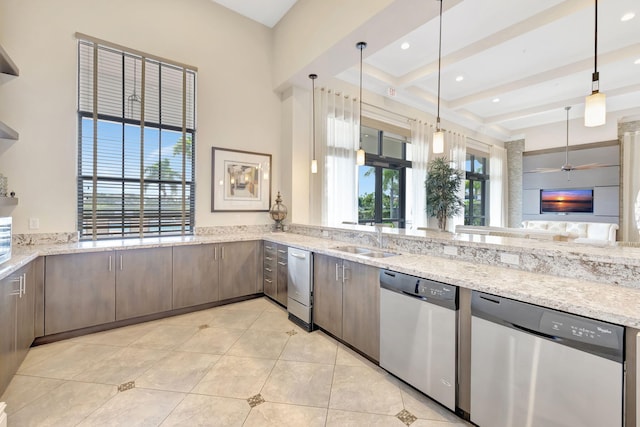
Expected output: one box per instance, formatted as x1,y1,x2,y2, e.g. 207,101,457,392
211,147,272,212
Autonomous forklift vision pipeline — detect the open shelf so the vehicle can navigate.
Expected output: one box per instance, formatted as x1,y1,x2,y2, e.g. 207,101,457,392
0,197,18,207
0,120,18,140
0,44,19,76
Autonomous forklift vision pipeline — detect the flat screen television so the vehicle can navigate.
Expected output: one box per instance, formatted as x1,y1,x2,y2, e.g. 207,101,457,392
540,189,594,214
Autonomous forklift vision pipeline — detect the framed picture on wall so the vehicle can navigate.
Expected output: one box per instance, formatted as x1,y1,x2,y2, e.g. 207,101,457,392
211,147,272,212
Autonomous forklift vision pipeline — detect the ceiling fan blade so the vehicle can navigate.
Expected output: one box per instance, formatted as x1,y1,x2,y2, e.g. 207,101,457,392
572,163,613,170
528,168,561,173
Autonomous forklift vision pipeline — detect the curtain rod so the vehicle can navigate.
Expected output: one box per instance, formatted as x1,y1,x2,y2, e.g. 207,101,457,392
362,102,416,122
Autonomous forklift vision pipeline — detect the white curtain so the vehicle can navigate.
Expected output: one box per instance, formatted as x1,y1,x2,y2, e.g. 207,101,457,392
409,120,431,228
622,131,640,241
489,145,508,227
448,132,466,232
309,88,359,226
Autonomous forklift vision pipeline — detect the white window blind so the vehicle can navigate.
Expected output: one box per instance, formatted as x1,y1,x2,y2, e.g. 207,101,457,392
77,37,196,240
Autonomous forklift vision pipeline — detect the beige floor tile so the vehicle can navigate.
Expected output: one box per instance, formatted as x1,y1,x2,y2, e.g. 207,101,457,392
8,381,117,427
17,340,76,372
76,387,184,427
191,355,276,399
160,394,250,426
159,308,218,327
243,402,327,427
261,360,334,407
208,309,262,329
400,384,463,423
227,329,289,359
329,364,404,416
178,326,244,354
129,324,200,350
135,351,220,392
72,346,169,385
70,322,157,347
0,375,65,415
326,409,406,426
411,419,472,427
222,297,276,312
279,331,338,364
249,310,304,333
335,343,379,368
17,343,121,380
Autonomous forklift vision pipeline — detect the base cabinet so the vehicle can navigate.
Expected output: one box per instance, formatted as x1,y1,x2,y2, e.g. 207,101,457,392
219,241,261,300
172,244,219,309
313,254,379,360
263,242,288,306
1,261,36,394
116,247,173,320
45,251,116,334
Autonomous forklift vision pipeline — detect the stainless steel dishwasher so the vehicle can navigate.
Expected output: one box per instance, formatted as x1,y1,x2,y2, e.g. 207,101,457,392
470,291,624,427
379,269,458,411
287,248,313,332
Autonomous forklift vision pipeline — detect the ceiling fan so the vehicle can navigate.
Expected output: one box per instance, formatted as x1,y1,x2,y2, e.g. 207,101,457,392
531,106,609,174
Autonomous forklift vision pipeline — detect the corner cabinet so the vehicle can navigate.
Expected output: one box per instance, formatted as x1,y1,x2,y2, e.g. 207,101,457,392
0,43,19,140
313,254,380,361
218,241,261,300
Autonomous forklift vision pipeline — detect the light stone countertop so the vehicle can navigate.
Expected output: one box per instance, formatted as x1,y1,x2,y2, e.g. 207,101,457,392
3,230,640,329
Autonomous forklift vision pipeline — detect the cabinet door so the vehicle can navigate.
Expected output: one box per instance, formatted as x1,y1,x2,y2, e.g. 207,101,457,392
172,244,219,309
116,247,172,320
276,245,288,306
263,243,277,299
0,272,18,393
313,254,342,338
16,263,35,365
342,261,380,360
45,251,116,334
219,241,260,300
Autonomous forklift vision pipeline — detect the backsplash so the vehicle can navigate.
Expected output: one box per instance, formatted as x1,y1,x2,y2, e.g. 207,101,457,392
13,232,79,246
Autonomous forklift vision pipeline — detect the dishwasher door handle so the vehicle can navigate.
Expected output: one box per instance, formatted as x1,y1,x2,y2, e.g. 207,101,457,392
290,252,306,259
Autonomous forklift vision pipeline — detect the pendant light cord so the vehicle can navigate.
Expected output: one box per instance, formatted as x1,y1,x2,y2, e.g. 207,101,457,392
436,0,443,128
594,0,598,75
565,106,570,165
359,43,364,141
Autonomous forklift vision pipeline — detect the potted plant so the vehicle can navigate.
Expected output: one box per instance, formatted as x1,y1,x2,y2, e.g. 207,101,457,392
425,157,463,231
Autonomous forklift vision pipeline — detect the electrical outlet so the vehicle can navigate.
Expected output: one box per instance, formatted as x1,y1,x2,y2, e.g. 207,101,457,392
28,218,40,230
444,245,458,256
322,230,329,238
500,252,520,266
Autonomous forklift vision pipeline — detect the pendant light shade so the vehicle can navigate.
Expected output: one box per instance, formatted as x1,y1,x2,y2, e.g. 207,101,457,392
356,41,367,166
585,0,606,127
309,73,318,174
432,0,444,154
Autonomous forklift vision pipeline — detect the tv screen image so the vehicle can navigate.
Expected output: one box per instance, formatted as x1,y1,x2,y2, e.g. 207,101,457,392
540,189,594,214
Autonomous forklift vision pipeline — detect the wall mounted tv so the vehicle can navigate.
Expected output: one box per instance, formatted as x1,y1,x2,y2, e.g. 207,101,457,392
540,189,594,214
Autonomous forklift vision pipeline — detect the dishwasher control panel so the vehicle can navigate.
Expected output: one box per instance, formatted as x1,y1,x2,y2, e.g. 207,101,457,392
540,311,621,350
380,269,457,310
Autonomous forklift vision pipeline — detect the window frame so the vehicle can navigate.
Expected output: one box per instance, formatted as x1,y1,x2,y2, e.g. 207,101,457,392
77,37,196,240
464,152,489,226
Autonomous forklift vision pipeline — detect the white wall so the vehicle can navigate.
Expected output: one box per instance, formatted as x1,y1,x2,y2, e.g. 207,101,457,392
0,0,282,234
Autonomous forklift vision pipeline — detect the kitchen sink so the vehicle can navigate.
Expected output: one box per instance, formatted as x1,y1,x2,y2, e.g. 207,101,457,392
334,246,398,258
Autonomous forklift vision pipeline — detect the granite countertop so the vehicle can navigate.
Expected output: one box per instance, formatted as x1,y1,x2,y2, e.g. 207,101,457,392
3,230,640,329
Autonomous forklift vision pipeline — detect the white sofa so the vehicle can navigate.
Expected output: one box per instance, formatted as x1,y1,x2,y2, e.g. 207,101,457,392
521,220,618,244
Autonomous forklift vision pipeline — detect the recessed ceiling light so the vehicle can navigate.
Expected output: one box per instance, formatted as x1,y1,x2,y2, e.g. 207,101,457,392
635,58,640,65
621,12,635,21
455,75,464,82
400,42,410,50
492,98,500,103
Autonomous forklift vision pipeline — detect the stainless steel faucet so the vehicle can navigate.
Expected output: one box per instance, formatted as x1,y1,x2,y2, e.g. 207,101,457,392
373,223,384,248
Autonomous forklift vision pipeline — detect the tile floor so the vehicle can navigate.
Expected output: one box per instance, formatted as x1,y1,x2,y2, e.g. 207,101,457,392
1,297,471,426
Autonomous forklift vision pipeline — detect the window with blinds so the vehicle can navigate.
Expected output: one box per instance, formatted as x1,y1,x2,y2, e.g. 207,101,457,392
77,37,196,240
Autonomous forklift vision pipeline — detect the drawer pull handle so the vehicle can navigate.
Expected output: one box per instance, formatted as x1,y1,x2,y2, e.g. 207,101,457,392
265,279,273,283
265,256,273,261
278,261,286,266
265,267,272,272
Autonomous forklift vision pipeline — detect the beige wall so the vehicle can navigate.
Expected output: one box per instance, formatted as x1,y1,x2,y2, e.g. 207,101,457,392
0,0,283,234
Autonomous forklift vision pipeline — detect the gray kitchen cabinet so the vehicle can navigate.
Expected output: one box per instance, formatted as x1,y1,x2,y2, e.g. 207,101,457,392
116,247,173,320
263,242,288,306
313,254,343,338
263,243,277,299
342,260,380,361
45,251,116,335
0,262,36,394
172,244,219,309
219,241,261,300
313,254,380,360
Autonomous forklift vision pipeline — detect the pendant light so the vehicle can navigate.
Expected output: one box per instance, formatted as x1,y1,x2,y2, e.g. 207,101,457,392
356,41,367,166
309,73,318,174
432,0,444,154
584,0,606,127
